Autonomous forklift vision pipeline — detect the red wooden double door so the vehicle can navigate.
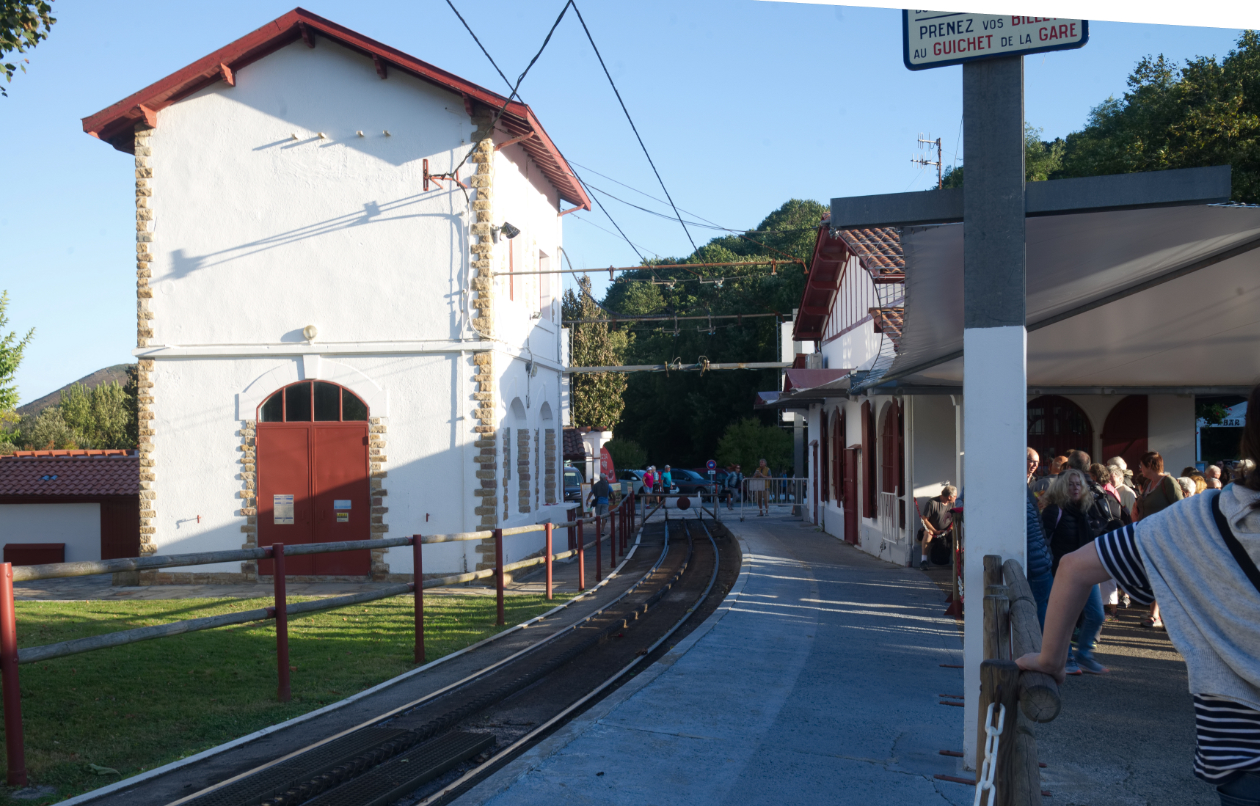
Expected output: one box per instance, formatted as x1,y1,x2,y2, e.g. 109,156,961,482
257,381,371,576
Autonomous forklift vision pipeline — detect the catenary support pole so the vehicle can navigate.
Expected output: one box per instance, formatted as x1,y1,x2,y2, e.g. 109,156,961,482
961,53,1028,770
273,544,291,702
494,529,505,626
413,534,424,664
0,563,27,786
545,523,553,601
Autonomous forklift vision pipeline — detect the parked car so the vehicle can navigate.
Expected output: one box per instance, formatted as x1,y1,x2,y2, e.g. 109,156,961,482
667,468,716,498
564,465,585,503
617,469,646,495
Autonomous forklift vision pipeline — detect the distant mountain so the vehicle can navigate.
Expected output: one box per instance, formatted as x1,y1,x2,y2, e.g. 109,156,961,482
17,364,135,418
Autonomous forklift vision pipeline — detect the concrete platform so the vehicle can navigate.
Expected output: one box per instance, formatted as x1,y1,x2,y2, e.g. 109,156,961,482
462,514,972,805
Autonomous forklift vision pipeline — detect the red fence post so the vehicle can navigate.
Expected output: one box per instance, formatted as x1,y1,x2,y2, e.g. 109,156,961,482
545,523,554,601
494,528,505,627
577,519,585,591
413,534,425,664
610,506,617,568
1,563,27,786
273,544,291,703
595,515,603,584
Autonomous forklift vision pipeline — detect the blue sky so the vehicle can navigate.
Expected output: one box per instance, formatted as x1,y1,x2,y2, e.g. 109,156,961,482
0,1,1246,404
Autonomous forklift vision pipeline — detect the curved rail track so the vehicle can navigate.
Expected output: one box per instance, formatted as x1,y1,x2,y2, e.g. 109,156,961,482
161,515,731,806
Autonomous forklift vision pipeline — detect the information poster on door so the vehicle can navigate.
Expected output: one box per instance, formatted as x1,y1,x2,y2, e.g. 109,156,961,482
274,494,294,525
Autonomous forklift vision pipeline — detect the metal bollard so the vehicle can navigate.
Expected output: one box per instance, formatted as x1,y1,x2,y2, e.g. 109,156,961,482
545,522,554,601
272,544,291,702
0,563,27,786
595,515,603,584
494,528,505,626
577,519,585,591
413,534,424,664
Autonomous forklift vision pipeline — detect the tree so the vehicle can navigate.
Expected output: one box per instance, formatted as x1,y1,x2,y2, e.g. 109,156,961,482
1056,31,1260,204
940,124,1065,188
604,438,647,472
1,1,56,97
716,418,792,475
58,381,133,449
563,276,630,429
601,199,826,468
19,406,79,450
0,290,34,412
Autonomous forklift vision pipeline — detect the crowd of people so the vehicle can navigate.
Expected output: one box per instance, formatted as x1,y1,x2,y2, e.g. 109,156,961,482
1016,384,1260,805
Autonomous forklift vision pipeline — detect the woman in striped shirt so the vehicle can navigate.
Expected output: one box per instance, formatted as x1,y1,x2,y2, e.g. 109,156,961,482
1018,382,1260,805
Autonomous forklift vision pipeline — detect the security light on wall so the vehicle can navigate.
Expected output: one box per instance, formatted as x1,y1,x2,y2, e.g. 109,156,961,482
493,221,521,243
303,325,318,341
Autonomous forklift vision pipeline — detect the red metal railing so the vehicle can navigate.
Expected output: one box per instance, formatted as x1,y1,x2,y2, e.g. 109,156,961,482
0,492,636,786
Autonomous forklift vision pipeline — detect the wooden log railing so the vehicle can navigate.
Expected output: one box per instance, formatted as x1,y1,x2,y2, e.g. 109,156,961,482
0,493,640,786
976,554,1062,806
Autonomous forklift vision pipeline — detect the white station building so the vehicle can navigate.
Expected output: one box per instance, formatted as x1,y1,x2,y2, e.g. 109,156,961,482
82,9,589,581
764,199,1260,568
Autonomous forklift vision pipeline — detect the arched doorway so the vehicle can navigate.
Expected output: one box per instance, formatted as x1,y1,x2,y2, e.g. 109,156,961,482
1027,395,1093,462
1101,395,1148,469
257,381,370,576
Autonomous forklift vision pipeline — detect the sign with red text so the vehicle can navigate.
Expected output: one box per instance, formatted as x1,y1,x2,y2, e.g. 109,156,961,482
903,12,1087,70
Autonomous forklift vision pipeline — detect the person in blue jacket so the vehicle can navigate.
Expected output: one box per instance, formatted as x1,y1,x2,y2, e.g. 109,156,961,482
1026,448,1054,626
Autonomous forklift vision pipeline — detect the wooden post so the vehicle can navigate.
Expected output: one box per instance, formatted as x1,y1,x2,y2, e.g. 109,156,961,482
0,563,27,786
577,519,585,591
413,535,424,664
273,544,291,702
494,529,504,626
977,659,1021,802
1002,558,1062,723
984,584,1011,662
545,523,553,601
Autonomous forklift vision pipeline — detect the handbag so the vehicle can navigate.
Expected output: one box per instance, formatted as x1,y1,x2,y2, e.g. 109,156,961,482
1210,491,1260,596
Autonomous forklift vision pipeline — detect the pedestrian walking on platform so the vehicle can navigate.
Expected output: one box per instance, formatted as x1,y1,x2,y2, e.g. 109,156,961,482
752,459,772,516
1041,468,1109,675
1020,382,1260,806
587,474,611,524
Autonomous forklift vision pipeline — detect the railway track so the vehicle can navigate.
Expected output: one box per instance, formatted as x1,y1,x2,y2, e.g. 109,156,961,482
161,515,731,806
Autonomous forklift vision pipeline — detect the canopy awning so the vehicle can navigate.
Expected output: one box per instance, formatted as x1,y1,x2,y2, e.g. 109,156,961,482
855,203,1260,392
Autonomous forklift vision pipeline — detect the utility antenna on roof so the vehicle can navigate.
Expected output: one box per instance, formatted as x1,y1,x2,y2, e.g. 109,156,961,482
911,132,943,189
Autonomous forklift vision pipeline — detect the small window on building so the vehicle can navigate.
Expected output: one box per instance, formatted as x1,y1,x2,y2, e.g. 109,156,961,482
260,391,284,422
342,389,368,421
285,382,312,422
260,382,368,422
314,382,341,421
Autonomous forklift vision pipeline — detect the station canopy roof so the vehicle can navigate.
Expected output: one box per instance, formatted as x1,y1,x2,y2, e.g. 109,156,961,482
870,203,1260,394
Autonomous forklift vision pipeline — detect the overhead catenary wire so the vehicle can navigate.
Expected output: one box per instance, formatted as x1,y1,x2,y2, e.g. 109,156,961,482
563,312,780,324
569,1,698,254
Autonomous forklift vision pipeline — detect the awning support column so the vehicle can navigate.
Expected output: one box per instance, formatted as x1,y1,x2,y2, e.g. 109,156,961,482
961,54,1030,771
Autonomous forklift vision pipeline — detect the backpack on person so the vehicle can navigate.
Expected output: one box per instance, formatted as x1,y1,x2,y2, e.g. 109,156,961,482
1085,481,1128,537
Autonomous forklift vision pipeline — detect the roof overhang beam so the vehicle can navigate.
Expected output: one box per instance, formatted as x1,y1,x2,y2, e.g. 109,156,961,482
830,166,1232,229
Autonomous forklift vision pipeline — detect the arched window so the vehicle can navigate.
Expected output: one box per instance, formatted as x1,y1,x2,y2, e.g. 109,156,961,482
259,381,368,422
1027,395,1093,460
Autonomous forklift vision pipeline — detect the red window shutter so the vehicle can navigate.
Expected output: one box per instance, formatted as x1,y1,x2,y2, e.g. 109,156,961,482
862,401,875,519
834,411,845,502
820,410,829,502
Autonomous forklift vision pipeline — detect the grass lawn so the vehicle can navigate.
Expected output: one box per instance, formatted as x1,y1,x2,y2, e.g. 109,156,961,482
0,592,571,805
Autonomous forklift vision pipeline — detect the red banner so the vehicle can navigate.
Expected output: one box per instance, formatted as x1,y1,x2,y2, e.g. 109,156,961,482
600,446,616,480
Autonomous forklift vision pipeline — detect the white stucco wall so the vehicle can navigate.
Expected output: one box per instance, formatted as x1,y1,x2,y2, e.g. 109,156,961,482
0,504,101,563
148,40,478,347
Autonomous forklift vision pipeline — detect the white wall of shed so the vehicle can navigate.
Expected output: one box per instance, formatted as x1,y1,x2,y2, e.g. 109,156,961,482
0,503,101,563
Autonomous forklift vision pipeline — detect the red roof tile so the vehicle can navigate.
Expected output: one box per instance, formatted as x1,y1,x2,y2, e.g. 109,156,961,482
869,307,904,351
838,228,905,277
563,428,589,461
0,455,139,497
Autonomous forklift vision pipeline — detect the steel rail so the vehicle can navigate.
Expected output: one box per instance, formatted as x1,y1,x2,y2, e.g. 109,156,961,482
163,516,671,806
417,517,722,805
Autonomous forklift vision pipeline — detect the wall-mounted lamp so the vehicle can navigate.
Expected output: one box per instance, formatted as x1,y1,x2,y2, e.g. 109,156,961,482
492,221,521,243
525,360,538,377
303,325,318,341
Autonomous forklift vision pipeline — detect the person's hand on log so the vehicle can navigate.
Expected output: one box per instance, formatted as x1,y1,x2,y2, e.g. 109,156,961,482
1016,543,1115,686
